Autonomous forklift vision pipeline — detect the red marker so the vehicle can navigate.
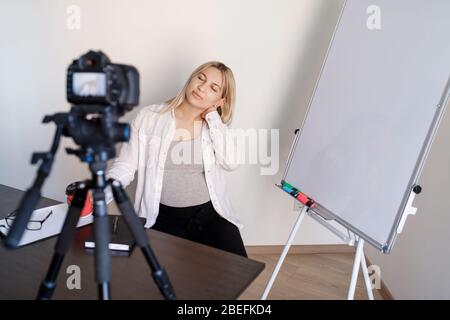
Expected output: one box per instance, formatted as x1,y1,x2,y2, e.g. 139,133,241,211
296,192,316,208
296,192,308,204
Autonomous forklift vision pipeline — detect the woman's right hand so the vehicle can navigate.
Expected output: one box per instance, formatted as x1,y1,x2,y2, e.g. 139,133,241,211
66,186,93,217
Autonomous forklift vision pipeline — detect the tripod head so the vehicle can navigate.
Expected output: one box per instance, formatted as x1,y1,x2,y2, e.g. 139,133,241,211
44,105,130,163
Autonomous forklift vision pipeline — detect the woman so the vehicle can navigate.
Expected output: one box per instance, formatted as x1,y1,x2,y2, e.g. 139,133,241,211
106,61,247,257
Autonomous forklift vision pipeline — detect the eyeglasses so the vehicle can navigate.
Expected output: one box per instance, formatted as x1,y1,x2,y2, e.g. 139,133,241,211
3,210,53,231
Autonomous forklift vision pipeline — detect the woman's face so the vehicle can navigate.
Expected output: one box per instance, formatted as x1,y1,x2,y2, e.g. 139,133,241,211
186,66,224,110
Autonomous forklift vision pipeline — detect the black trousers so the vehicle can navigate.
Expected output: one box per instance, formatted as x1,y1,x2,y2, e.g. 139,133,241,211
152,200,247,258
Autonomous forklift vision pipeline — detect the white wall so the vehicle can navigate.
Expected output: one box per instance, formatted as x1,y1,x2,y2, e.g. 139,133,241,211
0,0,346,246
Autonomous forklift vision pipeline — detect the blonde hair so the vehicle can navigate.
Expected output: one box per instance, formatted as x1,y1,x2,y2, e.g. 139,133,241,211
161,61,236,125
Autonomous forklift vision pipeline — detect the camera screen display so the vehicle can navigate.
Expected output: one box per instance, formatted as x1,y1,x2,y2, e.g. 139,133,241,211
72,72,106,97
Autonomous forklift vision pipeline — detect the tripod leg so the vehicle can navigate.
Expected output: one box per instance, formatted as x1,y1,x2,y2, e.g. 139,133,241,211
110,179,176,300
37,182,88,300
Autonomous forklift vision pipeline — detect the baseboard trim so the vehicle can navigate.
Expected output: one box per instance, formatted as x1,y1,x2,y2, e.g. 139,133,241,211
245,244,355,255
379,281,395,300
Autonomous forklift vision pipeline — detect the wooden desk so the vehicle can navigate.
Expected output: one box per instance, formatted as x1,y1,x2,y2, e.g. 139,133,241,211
0,184,264,299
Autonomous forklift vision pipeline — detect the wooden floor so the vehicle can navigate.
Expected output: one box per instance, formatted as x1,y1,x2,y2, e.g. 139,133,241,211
239,253,384,300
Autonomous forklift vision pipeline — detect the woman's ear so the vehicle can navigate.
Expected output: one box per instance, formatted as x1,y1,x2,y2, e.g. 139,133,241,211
217,98,225,107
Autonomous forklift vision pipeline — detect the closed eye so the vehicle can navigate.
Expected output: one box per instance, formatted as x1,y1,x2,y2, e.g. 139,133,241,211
198,72,222,91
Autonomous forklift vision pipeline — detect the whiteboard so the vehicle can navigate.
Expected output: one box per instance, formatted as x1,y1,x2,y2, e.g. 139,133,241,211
282,0,450,253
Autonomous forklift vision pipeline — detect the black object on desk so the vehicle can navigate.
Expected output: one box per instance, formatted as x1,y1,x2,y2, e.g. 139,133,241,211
84,216,146,252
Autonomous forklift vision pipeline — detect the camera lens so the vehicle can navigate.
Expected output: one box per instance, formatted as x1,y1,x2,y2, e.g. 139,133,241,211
86,59,96,67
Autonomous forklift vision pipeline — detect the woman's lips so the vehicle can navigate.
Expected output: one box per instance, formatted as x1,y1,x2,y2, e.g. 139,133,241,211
192,90,203,100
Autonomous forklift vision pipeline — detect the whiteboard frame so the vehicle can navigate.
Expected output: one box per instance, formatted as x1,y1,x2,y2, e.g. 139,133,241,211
281,0,450,253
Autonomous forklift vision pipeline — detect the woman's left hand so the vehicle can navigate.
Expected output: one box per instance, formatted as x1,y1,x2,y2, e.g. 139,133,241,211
201,105,218,119
201,99,224,119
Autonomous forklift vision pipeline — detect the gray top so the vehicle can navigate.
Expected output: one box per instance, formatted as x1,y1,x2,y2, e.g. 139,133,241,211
160,133,211,207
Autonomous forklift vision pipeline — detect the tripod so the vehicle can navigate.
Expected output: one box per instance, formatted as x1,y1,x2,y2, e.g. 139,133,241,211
4,108,176,300
39,171,176,300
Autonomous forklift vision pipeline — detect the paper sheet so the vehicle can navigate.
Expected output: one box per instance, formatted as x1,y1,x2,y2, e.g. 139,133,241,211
0,203,93,247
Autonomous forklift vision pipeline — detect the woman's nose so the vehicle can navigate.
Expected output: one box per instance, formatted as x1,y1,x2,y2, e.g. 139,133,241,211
198,81,209,92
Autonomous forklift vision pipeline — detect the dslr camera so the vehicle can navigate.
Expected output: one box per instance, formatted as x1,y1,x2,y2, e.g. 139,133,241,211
67,50,139,112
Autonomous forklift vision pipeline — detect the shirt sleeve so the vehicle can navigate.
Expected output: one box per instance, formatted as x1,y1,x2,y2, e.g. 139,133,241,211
204,110,239,171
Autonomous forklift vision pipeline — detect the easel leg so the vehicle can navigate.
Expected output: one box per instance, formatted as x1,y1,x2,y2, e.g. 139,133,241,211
360,251,374,300
347,238,364,300
347,238,374,300
261,205,308,300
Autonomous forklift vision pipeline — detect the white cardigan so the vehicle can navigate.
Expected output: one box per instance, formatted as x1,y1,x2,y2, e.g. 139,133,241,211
105,103,242,229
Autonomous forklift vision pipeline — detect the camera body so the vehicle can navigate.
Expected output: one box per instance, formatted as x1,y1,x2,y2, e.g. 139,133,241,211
66,50,139,111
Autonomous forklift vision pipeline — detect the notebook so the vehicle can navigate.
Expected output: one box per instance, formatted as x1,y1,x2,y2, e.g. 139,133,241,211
84,215,145,252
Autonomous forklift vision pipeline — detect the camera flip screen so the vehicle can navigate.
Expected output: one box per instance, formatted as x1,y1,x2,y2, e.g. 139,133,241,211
72,72,106,97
